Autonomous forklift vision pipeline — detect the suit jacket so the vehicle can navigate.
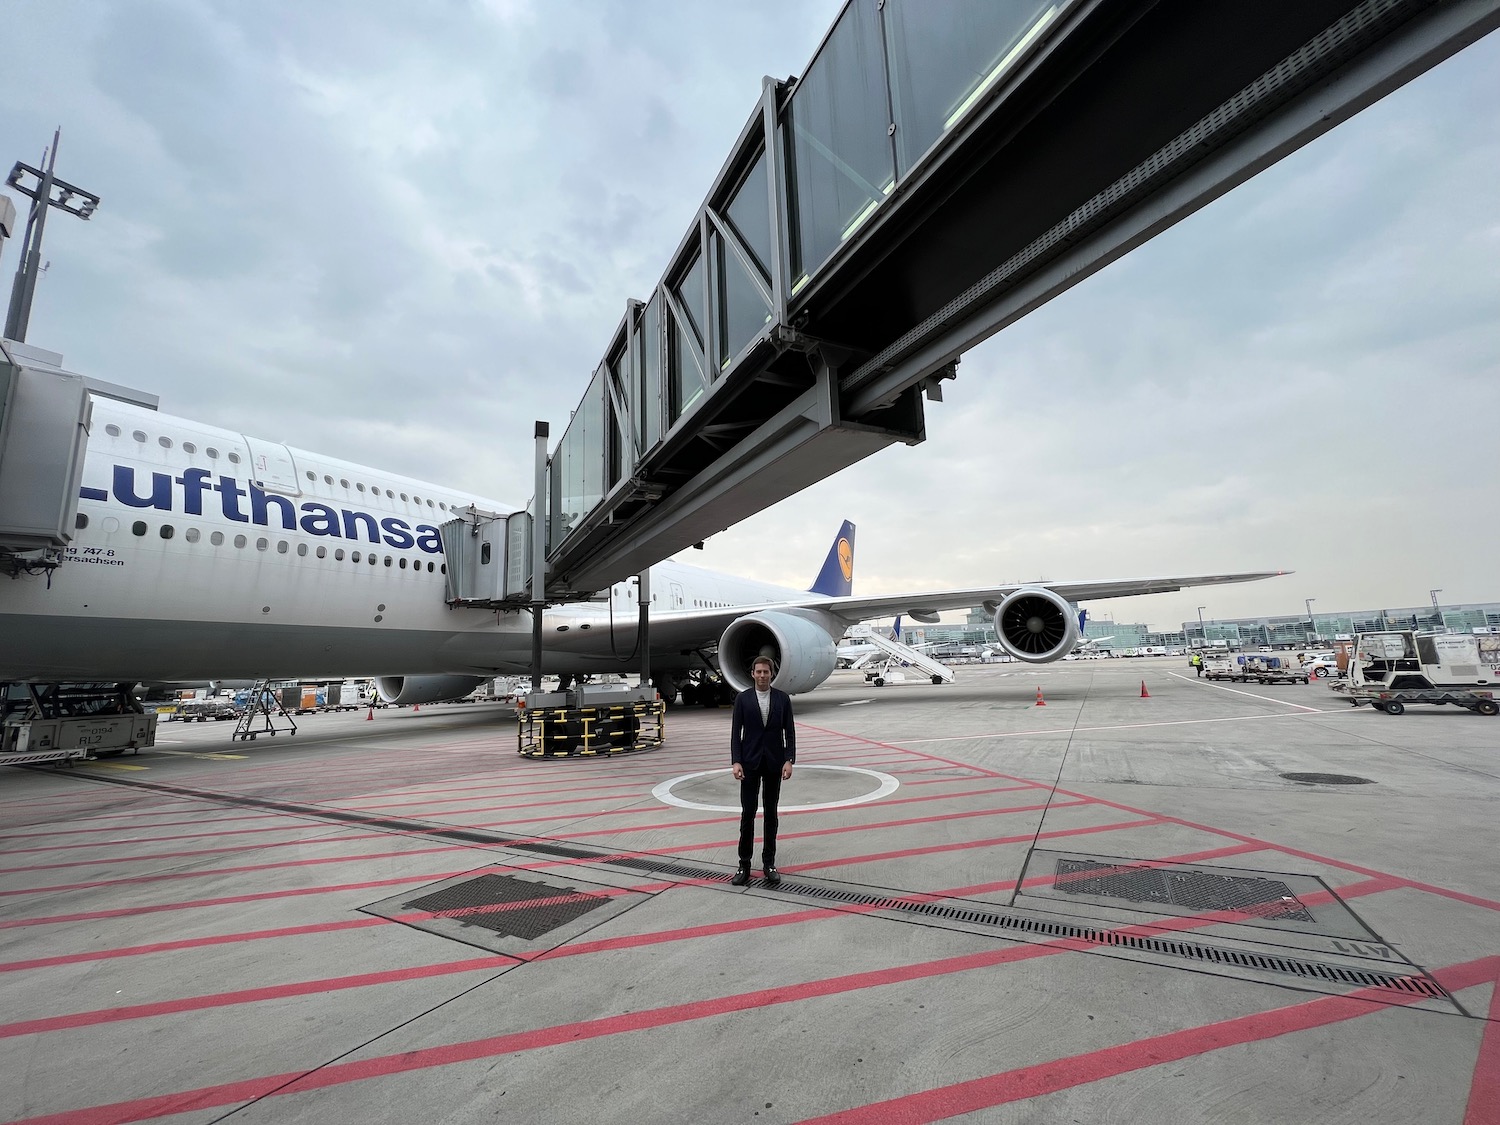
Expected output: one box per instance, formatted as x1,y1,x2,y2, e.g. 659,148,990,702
730,687,796,772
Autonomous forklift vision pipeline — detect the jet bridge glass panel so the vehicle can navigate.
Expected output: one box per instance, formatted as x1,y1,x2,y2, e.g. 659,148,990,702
635,293,663,452
724,150,775,280
883,0,1063,176
715,229,772,370
668,306,706,424
552,371,608,546
784,0,894,291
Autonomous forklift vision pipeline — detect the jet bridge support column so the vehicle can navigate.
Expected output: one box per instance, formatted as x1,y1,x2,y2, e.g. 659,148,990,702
530,421,548,694
638,568,651,691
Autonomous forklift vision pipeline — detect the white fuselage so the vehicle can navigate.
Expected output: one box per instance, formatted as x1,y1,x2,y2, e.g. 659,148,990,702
0,396,820,684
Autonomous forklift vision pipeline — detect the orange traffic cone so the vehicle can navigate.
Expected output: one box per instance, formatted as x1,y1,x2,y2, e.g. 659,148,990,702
1140,680,1150,698
365,706,374,721
1035,687,1046,707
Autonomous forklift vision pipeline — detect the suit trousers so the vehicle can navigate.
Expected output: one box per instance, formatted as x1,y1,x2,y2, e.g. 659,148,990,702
738,768,784,865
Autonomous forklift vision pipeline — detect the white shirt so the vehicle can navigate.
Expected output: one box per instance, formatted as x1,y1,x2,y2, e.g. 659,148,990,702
756,689,771,724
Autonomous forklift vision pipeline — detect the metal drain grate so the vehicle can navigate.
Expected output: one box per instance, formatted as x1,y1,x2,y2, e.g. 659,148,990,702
1053,859,1316,923
752,879,1445,999
406,873,607,940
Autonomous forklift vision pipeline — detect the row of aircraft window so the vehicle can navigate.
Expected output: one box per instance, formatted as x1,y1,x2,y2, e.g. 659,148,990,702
74,513,446,573
101,424,454,511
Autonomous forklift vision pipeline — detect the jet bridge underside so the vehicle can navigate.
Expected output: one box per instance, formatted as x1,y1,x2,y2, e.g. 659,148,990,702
534,0,1497,599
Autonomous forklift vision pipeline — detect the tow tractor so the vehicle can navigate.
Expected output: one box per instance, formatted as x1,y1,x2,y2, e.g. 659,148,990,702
1332,630,1499,716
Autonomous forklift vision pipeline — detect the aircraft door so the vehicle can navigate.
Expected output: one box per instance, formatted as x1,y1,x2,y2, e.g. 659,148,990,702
243,437,301,496
670,581,685,610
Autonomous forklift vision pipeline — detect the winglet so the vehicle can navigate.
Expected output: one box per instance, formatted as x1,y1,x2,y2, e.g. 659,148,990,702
808,521,856,597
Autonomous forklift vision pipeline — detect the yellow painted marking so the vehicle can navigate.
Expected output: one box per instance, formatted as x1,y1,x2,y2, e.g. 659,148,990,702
83,762,149,771
151,749,247,760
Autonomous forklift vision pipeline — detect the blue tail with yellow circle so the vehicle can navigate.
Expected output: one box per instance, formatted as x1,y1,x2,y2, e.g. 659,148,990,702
808,521,856,597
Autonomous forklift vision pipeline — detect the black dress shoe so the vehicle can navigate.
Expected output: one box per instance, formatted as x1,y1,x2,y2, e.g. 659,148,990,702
762,864,780,885
731,865,750,886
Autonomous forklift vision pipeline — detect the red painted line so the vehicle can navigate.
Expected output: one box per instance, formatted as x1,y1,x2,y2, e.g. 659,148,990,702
801,955,1500,1125
0,953,518,1038
0,844,477,899
1464,963,1500,1125
786,817,1162,873
0,869,472,930
0,811,282,841
539,796,1091,843
0,917,390,972
0,830,388,874
0,820,363,855
16,914,1489,1125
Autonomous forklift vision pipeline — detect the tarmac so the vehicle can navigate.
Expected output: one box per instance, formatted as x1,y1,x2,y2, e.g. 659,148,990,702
1,657,1496,1124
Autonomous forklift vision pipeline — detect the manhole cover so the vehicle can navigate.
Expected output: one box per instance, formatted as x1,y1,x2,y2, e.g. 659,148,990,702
361,866,643,956
1280,773,1374,785
1054,859,1315,922
405,873,607,940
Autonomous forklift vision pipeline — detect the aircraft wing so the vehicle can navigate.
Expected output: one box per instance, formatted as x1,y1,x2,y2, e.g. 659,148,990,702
636,570,1287,643
774,570,1290,624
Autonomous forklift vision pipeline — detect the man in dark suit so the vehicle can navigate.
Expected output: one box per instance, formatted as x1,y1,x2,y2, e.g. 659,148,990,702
730,655,796,886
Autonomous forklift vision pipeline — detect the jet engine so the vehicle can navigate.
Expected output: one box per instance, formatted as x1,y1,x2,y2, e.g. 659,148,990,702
992,587,1081,663
373,675,489,706
718,610,840,695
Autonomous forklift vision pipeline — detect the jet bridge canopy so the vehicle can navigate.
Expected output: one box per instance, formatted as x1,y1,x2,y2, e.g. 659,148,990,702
509,0,1498,601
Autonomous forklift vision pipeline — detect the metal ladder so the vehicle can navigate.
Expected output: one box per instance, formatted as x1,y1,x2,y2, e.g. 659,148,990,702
232,681,299,742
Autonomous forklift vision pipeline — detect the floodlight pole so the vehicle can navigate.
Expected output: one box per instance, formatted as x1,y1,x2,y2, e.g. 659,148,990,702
5,129,102,343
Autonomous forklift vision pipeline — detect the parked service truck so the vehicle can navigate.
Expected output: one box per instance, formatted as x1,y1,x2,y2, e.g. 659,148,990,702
1338,630,1498,715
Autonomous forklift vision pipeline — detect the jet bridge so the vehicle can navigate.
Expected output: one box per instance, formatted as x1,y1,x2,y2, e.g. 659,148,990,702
475,0,1499,602
0,340,160,576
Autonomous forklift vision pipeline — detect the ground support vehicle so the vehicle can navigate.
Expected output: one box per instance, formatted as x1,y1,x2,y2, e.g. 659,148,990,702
178,699,242,722
1203,654,1309,684
1335,683,1497,716
1242,654,1310,684
1336,630,1499,715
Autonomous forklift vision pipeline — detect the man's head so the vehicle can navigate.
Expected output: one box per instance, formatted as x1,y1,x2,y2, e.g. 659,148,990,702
751,656,775,691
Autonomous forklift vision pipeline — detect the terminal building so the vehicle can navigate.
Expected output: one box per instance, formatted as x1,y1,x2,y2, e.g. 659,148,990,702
899,603,1500,655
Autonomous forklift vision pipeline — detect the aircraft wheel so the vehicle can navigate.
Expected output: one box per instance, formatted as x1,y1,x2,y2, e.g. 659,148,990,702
1476,700,1499,716
1382,701,1405,715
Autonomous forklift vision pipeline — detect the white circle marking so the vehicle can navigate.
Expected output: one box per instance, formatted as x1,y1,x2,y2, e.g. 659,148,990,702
652,764,900,812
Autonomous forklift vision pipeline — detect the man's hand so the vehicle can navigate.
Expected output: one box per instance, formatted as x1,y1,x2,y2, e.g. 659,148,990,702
782,762,793,781
732,763,744,781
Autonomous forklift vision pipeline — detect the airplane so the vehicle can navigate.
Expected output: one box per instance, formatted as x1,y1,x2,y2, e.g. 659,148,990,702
0,379,1290,711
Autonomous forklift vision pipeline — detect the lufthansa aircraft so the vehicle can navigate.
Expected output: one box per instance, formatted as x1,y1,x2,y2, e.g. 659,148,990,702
0,385,1286,705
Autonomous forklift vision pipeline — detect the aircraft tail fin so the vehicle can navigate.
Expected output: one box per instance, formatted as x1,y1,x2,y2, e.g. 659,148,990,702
808,520,856,597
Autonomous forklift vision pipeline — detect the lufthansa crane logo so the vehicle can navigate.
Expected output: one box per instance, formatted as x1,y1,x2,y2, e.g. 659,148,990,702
837,537,853,581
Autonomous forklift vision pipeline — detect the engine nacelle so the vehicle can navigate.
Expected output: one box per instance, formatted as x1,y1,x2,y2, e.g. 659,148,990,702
993,587,1081,663
373,675,488,706
719,610,840,695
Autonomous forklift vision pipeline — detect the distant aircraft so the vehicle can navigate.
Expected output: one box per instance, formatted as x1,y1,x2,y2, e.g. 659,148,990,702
0,387,1288,707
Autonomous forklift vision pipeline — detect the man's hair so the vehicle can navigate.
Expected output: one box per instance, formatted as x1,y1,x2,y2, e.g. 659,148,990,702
751,656,776,673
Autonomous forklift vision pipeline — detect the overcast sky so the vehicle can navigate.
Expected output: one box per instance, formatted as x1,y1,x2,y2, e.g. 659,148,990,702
4,2,1497,632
